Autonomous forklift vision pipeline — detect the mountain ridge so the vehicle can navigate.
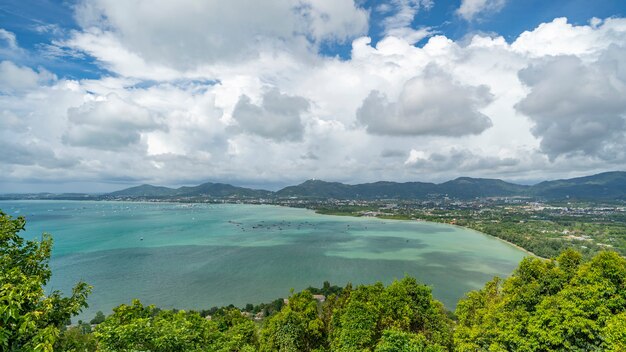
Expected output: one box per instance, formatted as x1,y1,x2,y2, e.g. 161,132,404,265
105,171,626,200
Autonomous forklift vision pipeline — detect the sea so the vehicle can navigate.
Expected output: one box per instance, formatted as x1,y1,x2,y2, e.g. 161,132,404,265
0,200,528,320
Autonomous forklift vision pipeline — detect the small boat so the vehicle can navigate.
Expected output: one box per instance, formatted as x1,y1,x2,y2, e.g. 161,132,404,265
140,237,144,241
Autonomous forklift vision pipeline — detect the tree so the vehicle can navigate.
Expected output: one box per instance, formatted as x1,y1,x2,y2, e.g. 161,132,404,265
89,311,106,325
0,211,91,352
455,249,626,351
375,330,445,352
95,299,257,352
55,322,97,352
259,290,326,352
329,277,453,351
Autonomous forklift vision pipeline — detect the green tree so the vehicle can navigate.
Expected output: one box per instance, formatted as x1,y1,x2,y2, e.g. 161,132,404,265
455,249,626,351
95,299,257,351
54,322,97,352
0,211,91,352
89,311,106,325
375,330,445,352
259,290,326,352
329,277,452,351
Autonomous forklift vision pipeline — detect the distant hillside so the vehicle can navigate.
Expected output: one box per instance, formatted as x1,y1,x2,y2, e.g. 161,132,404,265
275,180,354,198
108,182,272,199
276,178,528,199
439,177,530,198
531,171,626,199
108,184,177,197
103,171,626,200
274,172,626,200
174,182,273,198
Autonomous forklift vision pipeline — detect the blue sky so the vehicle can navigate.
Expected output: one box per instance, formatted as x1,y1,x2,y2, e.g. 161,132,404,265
1,0,626,192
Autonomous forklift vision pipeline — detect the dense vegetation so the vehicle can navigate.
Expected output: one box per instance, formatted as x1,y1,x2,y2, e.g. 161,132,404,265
455,249,626,351
0,211,91,351
2,211,625,351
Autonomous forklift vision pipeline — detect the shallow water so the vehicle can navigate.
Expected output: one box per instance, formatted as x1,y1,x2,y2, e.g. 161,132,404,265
1,200,527,319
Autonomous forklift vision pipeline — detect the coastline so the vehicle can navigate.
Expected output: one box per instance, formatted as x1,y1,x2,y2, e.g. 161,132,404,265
448,223,541,258
311,209,543,259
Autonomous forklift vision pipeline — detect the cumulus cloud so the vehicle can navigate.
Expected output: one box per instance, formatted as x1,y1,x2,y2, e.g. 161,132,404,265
0,61,55,92
0,140,76,169
405,148,519,172
231,89,310,142
63,94,165,150
356,65,493,136
511,17,626,57
515,54,626,160
4,11,626,191
71,0,368,71
456,0,506,21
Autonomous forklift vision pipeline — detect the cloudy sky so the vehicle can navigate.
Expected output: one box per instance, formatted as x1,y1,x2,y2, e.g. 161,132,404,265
1,0,625,192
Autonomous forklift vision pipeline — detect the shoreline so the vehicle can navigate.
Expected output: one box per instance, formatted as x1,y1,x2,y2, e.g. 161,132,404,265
312,209,543,259
448,223,541,258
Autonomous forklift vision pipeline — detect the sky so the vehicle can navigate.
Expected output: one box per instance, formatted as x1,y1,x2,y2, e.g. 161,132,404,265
1,0,626,193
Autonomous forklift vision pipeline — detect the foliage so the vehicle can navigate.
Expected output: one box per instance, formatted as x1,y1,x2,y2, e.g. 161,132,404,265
307,281,343,297
259,290,326,352
89,311,106,325
327,277,452,351
375,330,446,352
0,211,91,352
94,299,257,351
54,322,97,352
455,249,626,351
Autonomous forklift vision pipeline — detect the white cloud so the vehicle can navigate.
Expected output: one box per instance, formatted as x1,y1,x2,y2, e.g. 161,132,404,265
231,88,310,142
456,0,506,21
0,61,56,92
356,65,493,136
0,29,18,50
2,12,626,190
63,94,165,150
404,147,519,172
380,0,433,44
512,17,626,58
70,0,368,72
515,54,626,160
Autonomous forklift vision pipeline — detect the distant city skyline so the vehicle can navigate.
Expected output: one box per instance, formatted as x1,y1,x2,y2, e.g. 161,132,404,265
1,0,625,193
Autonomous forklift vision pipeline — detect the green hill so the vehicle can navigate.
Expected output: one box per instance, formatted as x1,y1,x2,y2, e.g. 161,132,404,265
105,171,626,200
531,171,626,199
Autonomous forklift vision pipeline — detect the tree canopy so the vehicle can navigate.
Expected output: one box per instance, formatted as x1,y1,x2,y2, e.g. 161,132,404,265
0,211,91,351
455,249,626,351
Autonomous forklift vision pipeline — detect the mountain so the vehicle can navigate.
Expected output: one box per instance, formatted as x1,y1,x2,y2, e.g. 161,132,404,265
275,178,526,199
275,180,354,198
108,184,178,197
107,182,272,199
174,182,273,198
531,171,626,199
439,177,530,199
104,171,626,201
275,180,439,199
273,172,626,200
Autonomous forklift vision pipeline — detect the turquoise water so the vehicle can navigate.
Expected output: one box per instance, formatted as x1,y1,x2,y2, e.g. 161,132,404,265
1,200,527,319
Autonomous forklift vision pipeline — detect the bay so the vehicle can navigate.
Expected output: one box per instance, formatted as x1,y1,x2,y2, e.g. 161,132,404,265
0,200,527,320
